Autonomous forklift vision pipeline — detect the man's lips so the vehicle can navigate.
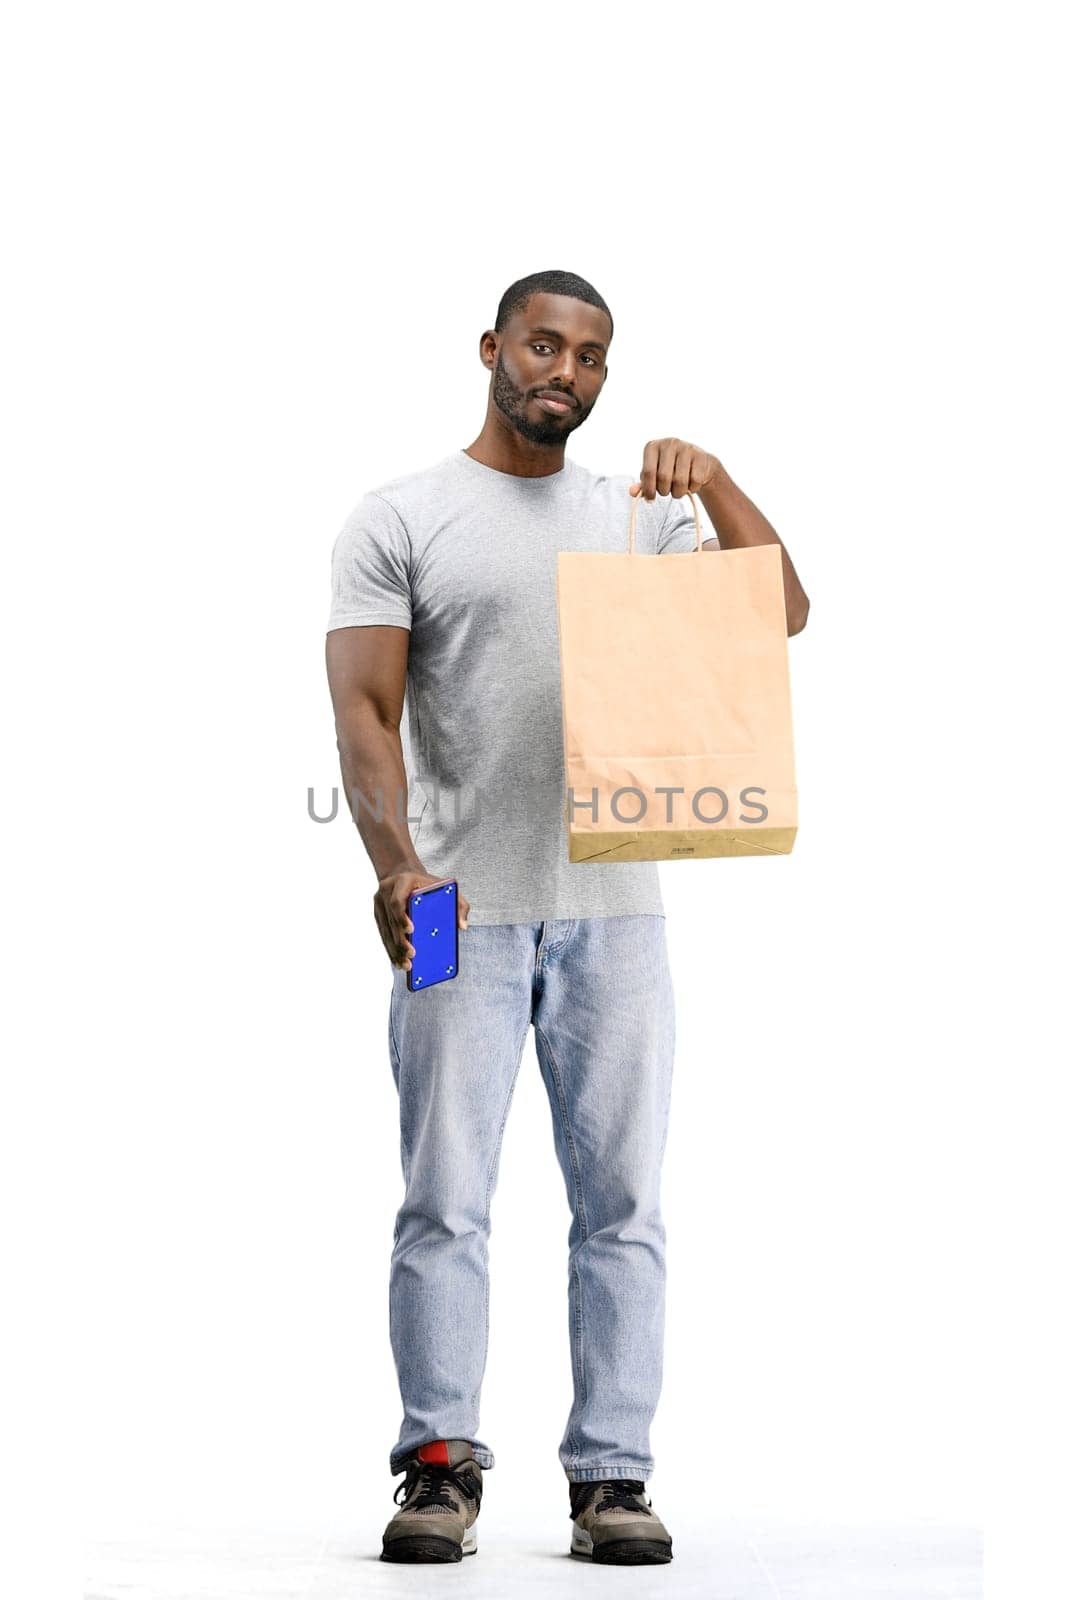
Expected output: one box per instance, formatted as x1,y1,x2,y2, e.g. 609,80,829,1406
534,390,577,413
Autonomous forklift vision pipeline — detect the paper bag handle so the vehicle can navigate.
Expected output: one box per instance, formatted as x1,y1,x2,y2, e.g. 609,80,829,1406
627,489,706,555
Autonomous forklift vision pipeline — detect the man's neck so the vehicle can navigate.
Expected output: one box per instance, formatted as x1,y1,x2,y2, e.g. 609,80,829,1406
463,426,566,479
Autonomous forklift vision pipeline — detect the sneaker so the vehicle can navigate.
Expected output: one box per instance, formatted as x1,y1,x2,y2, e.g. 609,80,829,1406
380,1440,482,1563
569,1477,673,1564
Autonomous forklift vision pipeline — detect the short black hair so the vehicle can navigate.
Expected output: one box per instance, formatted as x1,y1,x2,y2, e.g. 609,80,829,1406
494,270,613,342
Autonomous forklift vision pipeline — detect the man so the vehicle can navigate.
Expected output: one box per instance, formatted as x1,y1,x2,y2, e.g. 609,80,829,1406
325,269,810,1566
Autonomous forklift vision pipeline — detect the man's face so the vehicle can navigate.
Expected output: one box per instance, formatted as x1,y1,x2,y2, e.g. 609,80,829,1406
490,292,610,446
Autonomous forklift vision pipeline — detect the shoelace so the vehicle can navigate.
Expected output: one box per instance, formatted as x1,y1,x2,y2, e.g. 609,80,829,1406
595,1479,651,1515
393,1460,477,1512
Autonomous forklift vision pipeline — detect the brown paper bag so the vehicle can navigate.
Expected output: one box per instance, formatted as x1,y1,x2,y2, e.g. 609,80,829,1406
556,490,797,862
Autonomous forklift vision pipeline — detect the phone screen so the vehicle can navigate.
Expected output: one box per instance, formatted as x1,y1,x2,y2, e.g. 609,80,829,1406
406,880,460,993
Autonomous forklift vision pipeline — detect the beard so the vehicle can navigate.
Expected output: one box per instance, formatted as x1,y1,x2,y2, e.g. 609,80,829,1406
491,351,591,445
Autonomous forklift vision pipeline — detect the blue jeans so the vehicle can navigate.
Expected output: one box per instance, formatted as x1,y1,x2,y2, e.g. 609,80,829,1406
386,914,676,1483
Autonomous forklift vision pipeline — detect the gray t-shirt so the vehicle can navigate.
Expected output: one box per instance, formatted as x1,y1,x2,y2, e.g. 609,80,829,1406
327,448,700,925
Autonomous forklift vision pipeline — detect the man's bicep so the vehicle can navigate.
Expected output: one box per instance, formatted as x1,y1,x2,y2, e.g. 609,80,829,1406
326,623,410,732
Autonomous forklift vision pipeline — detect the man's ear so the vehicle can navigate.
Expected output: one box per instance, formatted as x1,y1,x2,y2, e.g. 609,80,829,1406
601,363,608,387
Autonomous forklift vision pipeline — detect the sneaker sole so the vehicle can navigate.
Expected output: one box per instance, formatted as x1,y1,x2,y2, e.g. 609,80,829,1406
381,1520,478,1562
570,1524,672,1564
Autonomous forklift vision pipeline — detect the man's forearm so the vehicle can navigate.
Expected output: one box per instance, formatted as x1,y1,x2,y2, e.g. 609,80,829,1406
698,458,810,635
336,709,425,881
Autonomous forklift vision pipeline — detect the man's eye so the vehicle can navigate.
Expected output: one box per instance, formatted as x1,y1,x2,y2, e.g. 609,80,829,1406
532,341,598,367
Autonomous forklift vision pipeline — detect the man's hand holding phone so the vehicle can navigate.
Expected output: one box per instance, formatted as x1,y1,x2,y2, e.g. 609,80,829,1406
375,862,470,971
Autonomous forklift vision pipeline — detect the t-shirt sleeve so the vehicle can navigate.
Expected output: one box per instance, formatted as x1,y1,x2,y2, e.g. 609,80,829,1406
656,492,701,555
327,491,413,632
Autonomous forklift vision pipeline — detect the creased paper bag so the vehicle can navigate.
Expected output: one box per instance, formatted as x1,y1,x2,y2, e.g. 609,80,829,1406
556,490,798,862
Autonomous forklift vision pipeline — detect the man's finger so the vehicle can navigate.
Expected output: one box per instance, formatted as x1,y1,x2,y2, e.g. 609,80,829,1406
373,898,402,966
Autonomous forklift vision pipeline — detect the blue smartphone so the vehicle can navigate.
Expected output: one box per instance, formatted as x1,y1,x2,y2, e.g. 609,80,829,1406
406,879,460,993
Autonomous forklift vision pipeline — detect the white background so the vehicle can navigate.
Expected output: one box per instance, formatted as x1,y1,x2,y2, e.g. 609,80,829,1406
3,3,1063,1596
